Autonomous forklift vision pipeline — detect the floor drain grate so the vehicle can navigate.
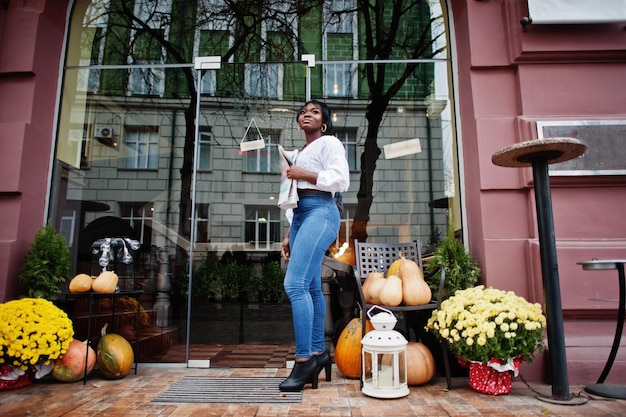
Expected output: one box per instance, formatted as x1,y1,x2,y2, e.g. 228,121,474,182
152,376,303,404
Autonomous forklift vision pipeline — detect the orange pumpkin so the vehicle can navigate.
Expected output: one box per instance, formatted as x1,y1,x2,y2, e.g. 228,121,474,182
398,255,432,306
361,270,384,303
68,273,93,293
334,317,373,379
51,339,96,382
96,324,134,379
365,277,386,305
405,342,436,386
92,270,119,293
378,274,403,306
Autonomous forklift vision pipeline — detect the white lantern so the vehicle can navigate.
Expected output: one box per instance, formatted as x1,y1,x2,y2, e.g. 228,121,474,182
360,306,409,398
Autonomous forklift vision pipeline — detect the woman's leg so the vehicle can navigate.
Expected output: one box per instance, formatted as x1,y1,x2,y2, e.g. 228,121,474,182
283,196,339,359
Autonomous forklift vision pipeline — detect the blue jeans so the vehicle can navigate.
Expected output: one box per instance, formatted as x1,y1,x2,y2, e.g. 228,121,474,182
284,194,339,359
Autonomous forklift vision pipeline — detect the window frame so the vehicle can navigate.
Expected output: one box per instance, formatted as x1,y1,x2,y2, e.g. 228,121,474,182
242,128,282,173
123,127,160,170
323,0,358,98
127,1,171,96
244,206,282,250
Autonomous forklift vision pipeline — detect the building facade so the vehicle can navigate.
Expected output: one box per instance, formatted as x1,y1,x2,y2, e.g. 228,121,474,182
1,0,625,383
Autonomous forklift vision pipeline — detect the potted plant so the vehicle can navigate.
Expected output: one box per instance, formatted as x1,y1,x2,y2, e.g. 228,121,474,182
0,297,74,390
424,224,481,301
18,222,71,301
425,285,547,395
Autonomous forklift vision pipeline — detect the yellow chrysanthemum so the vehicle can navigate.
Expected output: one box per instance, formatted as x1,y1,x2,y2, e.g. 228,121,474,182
425,285,547,364
0,298,74,369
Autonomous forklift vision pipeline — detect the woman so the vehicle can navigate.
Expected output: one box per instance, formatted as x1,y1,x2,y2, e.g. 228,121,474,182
279,100,350,392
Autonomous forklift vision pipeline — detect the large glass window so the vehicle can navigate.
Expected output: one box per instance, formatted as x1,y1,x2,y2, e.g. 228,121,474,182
54,0,456,363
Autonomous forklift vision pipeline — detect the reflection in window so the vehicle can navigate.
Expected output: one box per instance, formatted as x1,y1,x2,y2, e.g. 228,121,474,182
60,213,76,247
245,206,281,250
333,204,355,249
335,128,358,171
200,69,216,95
246,63,282,99
195,203,210,243
119,202,153,246
325,62,352,98
128,47,165,96
244,2,295,99
198,131,212,171
324,0,356,98
79,0,109,93
124,128,159,169
128,1,170,96
243,129,281,173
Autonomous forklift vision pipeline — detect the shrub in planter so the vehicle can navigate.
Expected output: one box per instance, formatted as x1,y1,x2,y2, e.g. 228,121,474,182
425,223,480,301
258,261,286,303
18,221,71,301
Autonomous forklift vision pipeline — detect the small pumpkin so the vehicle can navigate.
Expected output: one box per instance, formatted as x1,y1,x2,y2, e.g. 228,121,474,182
405,342,436,386
92,270,119,293
69,273,93,293
361,270,384,303
386,252,404,278
51,339,96,382
398,255,432,306
96,324,134,379
378,274,403,306
365,277,386,305
334,317,374,379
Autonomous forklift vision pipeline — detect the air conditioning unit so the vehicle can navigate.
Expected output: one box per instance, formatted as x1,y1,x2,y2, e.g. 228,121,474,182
95,126,113,139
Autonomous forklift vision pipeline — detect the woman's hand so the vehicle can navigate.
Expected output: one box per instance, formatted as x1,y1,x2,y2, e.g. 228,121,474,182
286,165,317,185
281,235,290,260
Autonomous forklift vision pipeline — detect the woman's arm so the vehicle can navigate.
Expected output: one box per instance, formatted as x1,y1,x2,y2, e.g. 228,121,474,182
281,228,291,260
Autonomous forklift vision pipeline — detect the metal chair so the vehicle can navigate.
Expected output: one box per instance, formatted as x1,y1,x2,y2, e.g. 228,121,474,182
353,239,452,389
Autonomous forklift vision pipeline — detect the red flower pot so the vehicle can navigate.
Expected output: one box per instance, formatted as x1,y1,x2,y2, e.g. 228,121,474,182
0,365,35,391
468,361,512,395
459,357,524,395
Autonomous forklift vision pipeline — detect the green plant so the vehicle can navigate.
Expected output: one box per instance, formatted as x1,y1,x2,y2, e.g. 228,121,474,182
258,261,286,303
178,255,284,303
425,224,480,300
18,222,71,300
425,286,547,364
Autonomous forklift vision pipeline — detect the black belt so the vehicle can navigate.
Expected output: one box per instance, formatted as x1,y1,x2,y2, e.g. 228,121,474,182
297,189,331,196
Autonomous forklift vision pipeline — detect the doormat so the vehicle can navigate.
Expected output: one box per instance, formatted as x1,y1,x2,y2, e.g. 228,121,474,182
152,376,303,404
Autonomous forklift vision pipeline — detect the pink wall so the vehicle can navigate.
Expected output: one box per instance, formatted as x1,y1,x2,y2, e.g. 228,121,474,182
0,1,70,301
450,0,626,380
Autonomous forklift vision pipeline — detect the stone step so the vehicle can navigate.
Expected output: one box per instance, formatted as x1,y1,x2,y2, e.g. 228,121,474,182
135,326,180,361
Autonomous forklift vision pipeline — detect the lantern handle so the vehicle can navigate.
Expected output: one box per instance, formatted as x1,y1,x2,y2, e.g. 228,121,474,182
367,305,393,320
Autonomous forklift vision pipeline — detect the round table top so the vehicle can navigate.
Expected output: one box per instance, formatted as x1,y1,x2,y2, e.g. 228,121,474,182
577,260,626,270
492,137,587,168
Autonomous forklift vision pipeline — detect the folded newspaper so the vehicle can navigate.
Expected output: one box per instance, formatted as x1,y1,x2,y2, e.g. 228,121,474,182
277,145,298,209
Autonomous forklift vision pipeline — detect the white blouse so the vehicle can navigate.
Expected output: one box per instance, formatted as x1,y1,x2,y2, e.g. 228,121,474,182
294,135,350,194
284,135,350,223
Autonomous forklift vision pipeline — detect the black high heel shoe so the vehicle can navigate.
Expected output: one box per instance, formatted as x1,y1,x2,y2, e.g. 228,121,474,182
279,356,319,392
315,351,332,382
